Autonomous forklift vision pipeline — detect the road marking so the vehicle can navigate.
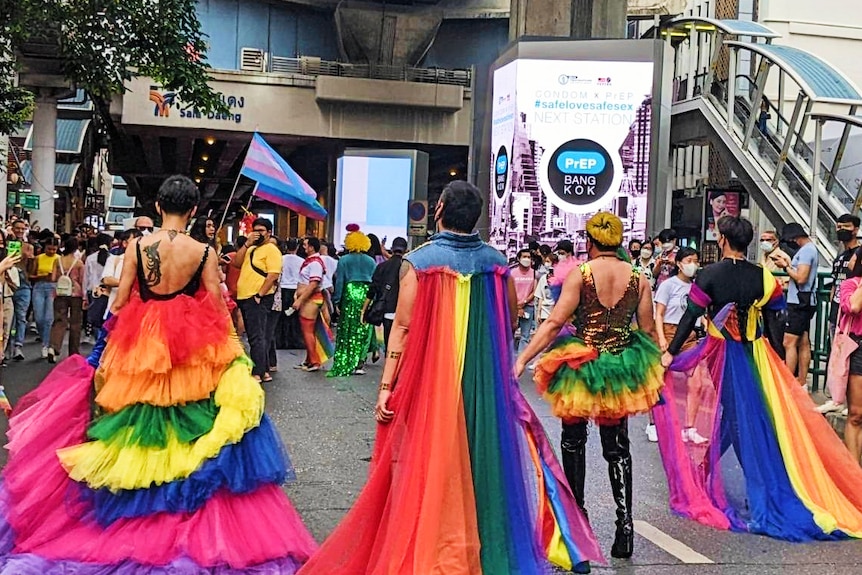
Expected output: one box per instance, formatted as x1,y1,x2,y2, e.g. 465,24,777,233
633,520,715,564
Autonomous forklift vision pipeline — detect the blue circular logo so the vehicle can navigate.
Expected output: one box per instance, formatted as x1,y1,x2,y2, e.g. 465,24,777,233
494,145,509,199
408,201,427,222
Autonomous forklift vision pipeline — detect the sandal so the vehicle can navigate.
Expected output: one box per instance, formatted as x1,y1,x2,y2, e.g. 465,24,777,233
261,374,274,383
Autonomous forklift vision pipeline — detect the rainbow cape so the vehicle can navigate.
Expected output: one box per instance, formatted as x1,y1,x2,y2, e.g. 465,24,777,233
654,266,862,540
298,266,603,575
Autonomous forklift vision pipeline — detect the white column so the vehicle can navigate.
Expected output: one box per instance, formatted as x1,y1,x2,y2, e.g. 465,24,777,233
30,92,56,229
0,134,8,219
810,119,822,244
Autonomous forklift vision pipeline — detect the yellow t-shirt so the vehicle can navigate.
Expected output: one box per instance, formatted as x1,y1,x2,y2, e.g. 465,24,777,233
237,243,283,300
35,254,59,278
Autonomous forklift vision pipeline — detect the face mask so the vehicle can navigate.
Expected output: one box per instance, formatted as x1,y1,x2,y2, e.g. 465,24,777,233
254,234,267,246
681,262,699,278
519,257,532,267
759,241,775,253
837,229,855,242
141,229,151,237
653,245,663,255
786,239,798,249
640,248,653,259
557,253,568,262
630,249,641,259
662,242,674,252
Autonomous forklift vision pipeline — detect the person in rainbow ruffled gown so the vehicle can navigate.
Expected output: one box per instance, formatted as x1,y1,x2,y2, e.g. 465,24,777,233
516,212,663,562
298,181,603,575
0,175,317,573
657,215,862,541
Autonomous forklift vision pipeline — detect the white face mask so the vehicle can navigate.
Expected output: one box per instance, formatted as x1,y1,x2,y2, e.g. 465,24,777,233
662,242,675,252
681,262,699,278
759,240,775,253
640,249,653,260
519,257,532,268
557,253,568,262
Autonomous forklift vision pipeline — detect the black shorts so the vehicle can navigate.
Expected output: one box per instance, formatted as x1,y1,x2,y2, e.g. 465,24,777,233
850,336,862,376
785,303,816,336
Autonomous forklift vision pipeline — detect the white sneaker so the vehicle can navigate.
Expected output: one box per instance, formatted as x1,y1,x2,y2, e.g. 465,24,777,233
842,408,849,416
683,427,709,445
816,400,844,414
41,346,48,359
645,424,658,443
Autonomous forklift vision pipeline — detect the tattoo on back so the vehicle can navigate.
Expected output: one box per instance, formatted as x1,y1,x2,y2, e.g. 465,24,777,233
168,230,178,242
143,241,162,286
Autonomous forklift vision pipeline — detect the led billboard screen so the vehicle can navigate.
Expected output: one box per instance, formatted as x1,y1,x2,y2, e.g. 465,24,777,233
489,58,655,257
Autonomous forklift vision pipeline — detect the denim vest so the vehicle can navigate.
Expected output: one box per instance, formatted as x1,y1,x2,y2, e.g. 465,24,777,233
405,231,506,275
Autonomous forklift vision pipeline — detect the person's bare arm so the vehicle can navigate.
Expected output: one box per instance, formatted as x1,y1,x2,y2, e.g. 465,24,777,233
636,275,659,344
51,258,61,283
201,249,228,315
110,240,138,313
507,275,518,331
654,302,668,351
515,266,582,376
375,261,418,423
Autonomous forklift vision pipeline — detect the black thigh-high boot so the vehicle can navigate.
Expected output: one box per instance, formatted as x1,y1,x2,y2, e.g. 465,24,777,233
560,420,589,517
600,419,634,559
561,420,591,574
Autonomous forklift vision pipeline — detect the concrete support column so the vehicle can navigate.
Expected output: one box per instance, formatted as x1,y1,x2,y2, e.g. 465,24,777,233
31,92,57,229
509,0,627,41
0,135,8,218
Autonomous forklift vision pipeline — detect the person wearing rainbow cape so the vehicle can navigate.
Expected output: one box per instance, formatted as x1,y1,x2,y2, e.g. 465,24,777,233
656,215,862,540
298,181,603,575
515,211,664,562
0,175,317,573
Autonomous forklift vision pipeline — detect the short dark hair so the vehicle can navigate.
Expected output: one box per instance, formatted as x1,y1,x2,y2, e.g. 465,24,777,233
675,246,699,263
658,228,677,243
628,238,643,249
539,244,551,256
157,175,200,214
63,236,79,254
252,217,272,232
286,238,298,251
717,216,754,251
517,248,531,259
438,181,482,233
305,236,321,253
528,240,540,251
838,213,861,228
709,190,727,202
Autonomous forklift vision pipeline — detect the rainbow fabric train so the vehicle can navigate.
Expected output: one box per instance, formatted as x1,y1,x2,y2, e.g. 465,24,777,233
299,261,603,574
0,279,316,572
654,266,862,541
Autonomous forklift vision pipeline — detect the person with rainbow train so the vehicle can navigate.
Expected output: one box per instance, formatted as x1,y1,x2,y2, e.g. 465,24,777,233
656,215,862,541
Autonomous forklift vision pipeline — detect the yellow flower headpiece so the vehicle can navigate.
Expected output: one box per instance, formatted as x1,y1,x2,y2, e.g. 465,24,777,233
344,226,371,253
585,212,623,247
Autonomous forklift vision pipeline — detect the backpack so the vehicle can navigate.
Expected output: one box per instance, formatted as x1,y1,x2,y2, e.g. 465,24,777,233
56,258,74,297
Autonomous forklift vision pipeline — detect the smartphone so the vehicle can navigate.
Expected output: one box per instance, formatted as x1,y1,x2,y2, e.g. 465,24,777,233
7,241,21,258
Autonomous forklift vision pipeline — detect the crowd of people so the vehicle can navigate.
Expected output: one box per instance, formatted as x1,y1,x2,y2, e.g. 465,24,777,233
2,176,862,575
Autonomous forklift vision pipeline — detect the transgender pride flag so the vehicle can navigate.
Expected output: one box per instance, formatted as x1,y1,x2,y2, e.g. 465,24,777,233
239,132,327,220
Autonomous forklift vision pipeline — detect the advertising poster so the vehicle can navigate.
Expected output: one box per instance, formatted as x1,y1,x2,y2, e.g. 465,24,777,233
489,59,654,258
704,189,741,241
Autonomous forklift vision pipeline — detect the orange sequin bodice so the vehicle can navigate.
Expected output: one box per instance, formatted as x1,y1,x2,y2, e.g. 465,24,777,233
574,263,640,353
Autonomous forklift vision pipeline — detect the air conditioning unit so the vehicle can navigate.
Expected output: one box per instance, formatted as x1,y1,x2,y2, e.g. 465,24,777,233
240,48,266,72
299,56,321,75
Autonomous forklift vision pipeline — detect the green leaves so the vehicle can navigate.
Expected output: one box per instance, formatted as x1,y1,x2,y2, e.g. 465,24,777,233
0,0,228,134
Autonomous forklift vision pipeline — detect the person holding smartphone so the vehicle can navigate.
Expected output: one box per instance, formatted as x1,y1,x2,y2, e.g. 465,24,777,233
9,220,34,360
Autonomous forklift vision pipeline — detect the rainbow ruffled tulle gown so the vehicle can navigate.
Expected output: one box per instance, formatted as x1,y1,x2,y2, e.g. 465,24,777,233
0,257,317,573
654,263,862,540
298,232,603,575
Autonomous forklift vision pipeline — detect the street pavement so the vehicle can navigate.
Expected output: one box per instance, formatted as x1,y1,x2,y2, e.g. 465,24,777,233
2,339,862,574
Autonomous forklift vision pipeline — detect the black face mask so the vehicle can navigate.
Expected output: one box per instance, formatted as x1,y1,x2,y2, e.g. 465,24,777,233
785,239,799,249
630,249,641,259
254,234,267,246
837,229,855,243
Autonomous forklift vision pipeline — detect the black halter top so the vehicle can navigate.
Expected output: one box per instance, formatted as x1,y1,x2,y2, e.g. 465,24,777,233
135,242,210,301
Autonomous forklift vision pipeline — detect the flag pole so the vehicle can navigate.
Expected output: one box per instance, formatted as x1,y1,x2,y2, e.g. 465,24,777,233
217,169,243,232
